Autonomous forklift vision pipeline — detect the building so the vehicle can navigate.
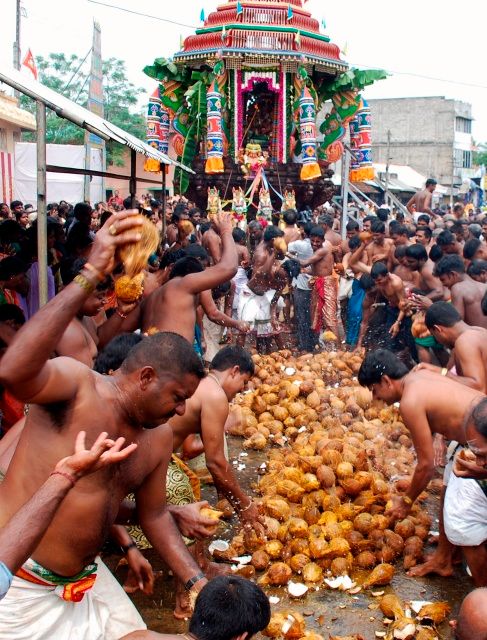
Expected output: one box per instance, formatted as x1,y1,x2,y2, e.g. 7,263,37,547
0,92,36,203
367,96,474,190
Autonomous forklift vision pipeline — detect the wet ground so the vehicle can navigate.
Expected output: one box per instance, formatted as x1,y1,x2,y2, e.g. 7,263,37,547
108,438,473,639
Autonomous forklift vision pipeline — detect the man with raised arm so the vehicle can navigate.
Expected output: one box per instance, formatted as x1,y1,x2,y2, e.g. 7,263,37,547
142,212,239,343
0,211,209,639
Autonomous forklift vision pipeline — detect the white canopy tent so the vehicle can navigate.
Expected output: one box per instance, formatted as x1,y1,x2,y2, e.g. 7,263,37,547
0,66,193,305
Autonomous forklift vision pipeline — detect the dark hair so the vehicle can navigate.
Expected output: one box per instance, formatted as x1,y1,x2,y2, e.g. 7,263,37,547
0,303,25,325
371,220,385,234
468,397,487,439
358,349,409,387
10,200,23,210
159,248,187,269
429,244,444,263
122,331,205,380
376,208,389,222
210,345,255,375
73,202,92,222
248,220,262,231
363,215,377,224
483,290,487,316
433,254,465,277
391,224,408,237
394,245,407,259
302,222,313,238
212,281,231,300
310,225,325,239
359,273,375,291
416,227,432,239
426,178,437,187
348,235,361,251
123,196,137,210
463,238,481,261
436,230,455,248
232,228,246,244
346,220,359,232
417,214,431,225
453,203,464,214
318,214,334,228
468,260,487,278
263,226,284,243
370,261,388,280
0,256,27,280
283,209,297,225
94,333,143,374
169,256,204,279
425,301,461,329
189,575,271,640
468,224,482,239
405,244,428,262
185,244,209,263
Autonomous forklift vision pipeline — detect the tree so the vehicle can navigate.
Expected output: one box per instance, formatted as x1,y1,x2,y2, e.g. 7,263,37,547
20,53,146,166
474,143,487,167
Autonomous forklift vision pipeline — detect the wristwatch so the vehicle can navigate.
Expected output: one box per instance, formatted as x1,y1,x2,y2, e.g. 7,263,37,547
184,572,205,591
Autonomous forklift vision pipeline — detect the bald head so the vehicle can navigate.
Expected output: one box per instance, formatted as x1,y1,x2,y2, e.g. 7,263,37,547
456,588,487,639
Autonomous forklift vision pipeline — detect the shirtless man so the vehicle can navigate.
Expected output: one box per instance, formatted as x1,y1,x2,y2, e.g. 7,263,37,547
433,254,487,328
404,244,444,300
421,302,487,392
415,226,433,249
247,220,263,258
201,218,222,264
319,214,343,262
392,246,422,290
282,209,302,244
142,213,239,343
237,226,287,351
406,178,437,218
296,226,338,338
464,237,487,263
0,211,209,638
358,348,484,578
55,260,139,366
369,261,411,348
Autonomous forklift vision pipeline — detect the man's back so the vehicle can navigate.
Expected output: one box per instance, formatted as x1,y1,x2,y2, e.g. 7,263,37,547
142,279,197,343
452,278,487,328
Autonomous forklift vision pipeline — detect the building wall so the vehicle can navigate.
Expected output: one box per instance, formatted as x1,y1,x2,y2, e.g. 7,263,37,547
106,150,175,200
367,96,472,187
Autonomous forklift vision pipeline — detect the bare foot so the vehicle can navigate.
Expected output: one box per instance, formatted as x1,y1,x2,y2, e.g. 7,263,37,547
407,554,454,578
427,534,439,545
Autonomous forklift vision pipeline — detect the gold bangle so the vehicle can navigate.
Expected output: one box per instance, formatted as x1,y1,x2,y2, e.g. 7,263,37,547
74,273,95,294
403,495,413,506
441,368,448,376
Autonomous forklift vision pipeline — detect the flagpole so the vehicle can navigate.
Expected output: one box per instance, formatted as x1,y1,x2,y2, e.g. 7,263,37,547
13,0,21,97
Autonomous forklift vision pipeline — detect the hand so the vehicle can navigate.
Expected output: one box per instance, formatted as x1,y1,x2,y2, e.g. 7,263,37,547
126,547,155,595
371,253,387,263
240,501,266,536
413,362,441,374
389,321,400,337
171,501,220,539
411,294,433,310
385,494,411,522
453,451,487,479
88,210,143,275
55,431,138,480
237,321,251,334
433,434,447,467
117,299,140,317
213,212,233,235
188,576,208,612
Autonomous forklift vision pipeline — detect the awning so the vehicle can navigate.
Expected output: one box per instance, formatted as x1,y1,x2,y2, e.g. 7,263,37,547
0,67,193,173
0,94,36,131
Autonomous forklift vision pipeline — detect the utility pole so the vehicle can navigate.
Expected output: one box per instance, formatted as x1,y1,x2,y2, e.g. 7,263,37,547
384,129,391,207
13,0,21,97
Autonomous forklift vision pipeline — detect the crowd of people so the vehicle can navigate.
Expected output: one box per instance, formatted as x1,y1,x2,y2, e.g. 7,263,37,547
0,183,486,639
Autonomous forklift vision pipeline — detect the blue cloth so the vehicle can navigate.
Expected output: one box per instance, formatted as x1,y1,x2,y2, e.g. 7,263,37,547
346,279,365,346
0,561,13,600
193,324,203,359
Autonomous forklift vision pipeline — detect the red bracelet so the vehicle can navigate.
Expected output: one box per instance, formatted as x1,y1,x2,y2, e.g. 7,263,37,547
49,470,76,488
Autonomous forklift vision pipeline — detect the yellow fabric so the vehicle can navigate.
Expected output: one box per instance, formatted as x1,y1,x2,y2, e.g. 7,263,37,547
300,162,321,181
172,454,201,501
349,167,375,182
143,157,162,173
205,156,224,174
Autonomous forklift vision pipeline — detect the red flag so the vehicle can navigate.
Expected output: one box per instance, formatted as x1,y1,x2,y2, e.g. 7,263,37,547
22,49,38,80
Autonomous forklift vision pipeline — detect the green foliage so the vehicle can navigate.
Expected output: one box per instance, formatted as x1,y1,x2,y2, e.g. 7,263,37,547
317,67,388,103
474,143,487,167
20,52,146,166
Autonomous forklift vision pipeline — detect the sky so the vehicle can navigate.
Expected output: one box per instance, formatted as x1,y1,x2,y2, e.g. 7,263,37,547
1,0,486,143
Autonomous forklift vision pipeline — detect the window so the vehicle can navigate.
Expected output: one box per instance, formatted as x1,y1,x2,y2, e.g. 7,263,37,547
455,117,472,134
462,150,472,168
454,148,463,167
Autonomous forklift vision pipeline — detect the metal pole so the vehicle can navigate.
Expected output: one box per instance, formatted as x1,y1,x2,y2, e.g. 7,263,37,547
129,148,137,207
161,163,167,243
341,148,350,240
36,100,48,307
384,129,391,207
13,0,21,97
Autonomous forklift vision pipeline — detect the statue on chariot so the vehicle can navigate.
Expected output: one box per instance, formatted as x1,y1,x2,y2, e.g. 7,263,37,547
143,0,386,219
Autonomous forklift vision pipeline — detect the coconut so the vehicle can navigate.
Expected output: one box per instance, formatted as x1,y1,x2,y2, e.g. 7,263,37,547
251,550,270,571
302,562,323,583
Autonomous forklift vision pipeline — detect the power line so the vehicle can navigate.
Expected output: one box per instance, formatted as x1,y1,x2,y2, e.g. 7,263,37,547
86,0,198,29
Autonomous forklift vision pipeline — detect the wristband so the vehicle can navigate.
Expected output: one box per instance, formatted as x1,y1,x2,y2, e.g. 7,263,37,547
441,368,448,377
402,495,413,506
184,572,205,591
121,541,137,554
50,470,76,488
116,309,128,319
74,273,95,294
